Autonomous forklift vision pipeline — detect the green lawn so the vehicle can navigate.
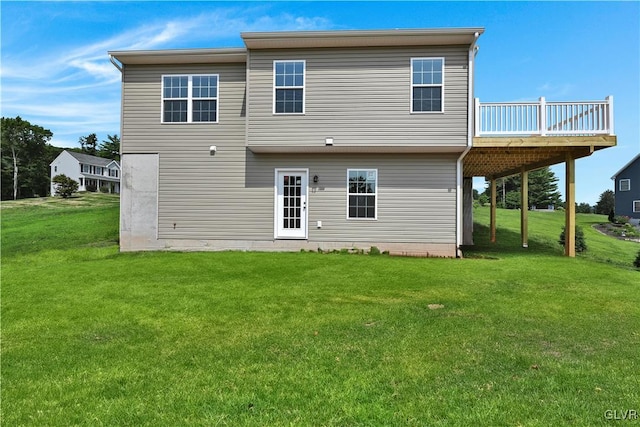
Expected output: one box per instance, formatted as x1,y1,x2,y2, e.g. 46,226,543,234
2,195,639,426
470,206,639,267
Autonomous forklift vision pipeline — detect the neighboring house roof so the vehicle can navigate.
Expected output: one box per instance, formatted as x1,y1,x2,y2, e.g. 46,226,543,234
64,150,119,167
611,153,640,179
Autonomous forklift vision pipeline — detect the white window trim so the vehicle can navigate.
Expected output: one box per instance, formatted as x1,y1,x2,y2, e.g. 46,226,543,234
633,200,640,213
273,60,306,115
346,169,378,221
410,57,445,114
619,178,631,192
161,74,219,124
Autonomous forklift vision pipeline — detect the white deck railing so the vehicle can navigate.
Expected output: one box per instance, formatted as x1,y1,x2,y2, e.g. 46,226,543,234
474,96,614,137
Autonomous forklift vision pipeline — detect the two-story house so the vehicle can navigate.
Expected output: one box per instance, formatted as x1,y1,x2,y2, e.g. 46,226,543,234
109,28,616,257
50,150,120,195
611,153,640,220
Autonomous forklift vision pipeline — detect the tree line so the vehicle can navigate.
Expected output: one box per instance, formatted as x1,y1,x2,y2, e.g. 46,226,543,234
1,116,120,200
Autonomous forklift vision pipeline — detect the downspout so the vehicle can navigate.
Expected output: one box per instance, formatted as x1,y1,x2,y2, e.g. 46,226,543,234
109,53,125,247
456,32,480,257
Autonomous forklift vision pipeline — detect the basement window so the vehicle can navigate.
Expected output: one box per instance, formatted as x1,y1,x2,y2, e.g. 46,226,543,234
347,169,377,219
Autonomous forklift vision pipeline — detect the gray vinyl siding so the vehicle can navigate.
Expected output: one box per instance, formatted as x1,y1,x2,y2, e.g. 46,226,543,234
121,60,458,245
251,154,458,243
158,152,457,243
120,63,254,239
247,46,469,147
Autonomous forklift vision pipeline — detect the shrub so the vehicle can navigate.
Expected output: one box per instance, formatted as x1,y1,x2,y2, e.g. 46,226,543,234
558,226,587,252
634,250,640,269
51,174,79,199
369,246,381,256
613,215,630,225
608,209,615,223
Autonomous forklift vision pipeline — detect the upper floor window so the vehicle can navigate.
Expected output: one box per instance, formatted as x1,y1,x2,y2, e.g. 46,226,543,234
274,60,305,114
109,169,119,178
620,179,630,191
347,169,377,220
162,74,218,123
411,58,444,113
634,200,640,213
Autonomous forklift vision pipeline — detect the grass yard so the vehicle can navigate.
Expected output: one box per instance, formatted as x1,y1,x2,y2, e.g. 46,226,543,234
470,207,640,267
1,194,639,426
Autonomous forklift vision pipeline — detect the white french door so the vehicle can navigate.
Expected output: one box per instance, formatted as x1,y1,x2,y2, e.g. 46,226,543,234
275,169,308,239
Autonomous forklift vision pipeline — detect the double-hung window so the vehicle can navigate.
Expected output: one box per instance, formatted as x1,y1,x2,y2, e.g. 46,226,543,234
162,74,218,123
347,169,377,219
411,58,444,113
274,60,305,114
620,179,631,191
633,200,640,213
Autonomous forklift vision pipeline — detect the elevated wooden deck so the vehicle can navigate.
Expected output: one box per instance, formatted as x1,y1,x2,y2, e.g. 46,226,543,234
462,97,616,257
465,97,616,178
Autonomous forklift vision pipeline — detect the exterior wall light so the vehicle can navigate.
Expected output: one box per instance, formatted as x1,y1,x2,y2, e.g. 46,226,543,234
209,145,217,155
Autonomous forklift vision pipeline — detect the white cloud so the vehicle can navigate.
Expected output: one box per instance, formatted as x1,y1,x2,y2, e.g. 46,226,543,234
1,6,332,147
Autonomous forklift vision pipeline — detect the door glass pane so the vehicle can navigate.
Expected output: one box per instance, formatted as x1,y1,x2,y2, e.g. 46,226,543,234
282,174,303,230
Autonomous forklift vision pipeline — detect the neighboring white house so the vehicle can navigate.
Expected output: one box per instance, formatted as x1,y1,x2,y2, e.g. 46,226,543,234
50,150,120,196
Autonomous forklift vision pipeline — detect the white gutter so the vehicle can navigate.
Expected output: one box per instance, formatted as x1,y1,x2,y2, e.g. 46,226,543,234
456,32,480,256
109,54,123,73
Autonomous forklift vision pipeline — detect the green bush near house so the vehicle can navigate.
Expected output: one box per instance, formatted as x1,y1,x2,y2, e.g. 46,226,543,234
558,225,587,252
51,174,79,198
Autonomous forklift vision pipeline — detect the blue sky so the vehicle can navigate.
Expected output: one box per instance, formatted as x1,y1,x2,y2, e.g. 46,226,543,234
1,1,638,204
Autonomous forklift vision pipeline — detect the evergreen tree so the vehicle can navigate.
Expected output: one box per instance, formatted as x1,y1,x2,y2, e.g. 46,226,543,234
528,167,562,208
483,167,562,209
79,133,98,156
594,190,615,215
98,134,120,160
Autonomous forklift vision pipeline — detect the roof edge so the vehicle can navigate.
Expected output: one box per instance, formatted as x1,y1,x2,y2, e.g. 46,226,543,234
109,48,247,65
611,152,640,179
242,27,485,49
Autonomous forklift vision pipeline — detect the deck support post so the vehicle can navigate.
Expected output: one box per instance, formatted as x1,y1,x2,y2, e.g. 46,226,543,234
565,154,576,257
490,178,497,243
463,178,474,245
520,169,528,248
